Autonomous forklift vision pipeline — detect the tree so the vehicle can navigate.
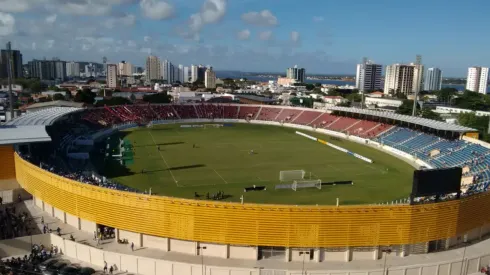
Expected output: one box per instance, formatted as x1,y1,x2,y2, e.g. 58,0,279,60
305,84,315,91
419,107,442,121
346,93,362,103
453,90,490,111
337,101,351,107
314,82,322,87
143,92,172,104
130,94,136,101
74,89,96,104
95,97,132,107
396,100,417,115
29,81,42,93
435,88,457,103
48,86,60,91
457,112,489,134
289,97,314,108
52,93,65,101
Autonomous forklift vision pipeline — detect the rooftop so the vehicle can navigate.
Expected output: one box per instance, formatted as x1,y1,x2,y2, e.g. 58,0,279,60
0,125,51,145
235,94,277,103
26,100,84,110
328,106,476,132
6,106,81,126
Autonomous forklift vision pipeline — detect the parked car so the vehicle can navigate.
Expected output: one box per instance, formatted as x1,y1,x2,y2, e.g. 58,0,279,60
59,265,80,275
42,260,69,275
78,267,96,275
39,258,61,271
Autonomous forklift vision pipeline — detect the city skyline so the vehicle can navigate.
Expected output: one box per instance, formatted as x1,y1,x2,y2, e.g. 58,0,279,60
0,0,489,77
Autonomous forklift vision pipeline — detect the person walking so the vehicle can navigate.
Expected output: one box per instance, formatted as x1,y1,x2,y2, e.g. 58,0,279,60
131,242,134,251
103,261,107,273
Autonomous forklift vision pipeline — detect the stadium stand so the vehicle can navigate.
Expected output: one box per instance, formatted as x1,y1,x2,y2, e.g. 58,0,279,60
292,110,323,125
275,108,302,122
237,106,260,119
223,105,238,119
309,113,337,127
0,146,16,180
6,107,81,126
255,106,282,121
10,103,490,271
10,103,485,197
326,117,359,132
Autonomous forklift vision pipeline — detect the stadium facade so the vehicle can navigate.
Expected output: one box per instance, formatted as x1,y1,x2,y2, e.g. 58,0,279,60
1,104,490,274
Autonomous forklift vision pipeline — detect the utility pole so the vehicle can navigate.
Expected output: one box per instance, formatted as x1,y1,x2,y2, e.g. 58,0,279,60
6,42,14,120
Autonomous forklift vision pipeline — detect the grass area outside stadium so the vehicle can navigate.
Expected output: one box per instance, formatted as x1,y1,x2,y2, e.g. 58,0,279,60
93,123,414,205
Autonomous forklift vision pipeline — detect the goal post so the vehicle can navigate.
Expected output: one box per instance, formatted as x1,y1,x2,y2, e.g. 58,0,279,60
292,179,322,191
279,170,305,182
204,124,223,129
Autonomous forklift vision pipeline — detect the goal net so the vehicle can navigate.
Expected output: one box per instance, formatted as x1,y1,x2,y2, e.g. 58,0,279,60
279,170,305,182
292,179,322,191
204,124,223,129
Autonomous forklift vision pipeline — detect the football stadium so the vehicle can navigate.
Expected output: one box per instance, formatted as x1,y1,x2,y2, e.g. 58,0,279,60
2,103,490,274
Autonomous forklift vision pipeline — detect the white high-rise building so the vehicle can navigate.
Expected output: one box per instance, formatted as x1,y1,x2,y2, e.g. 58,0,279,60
286,65,306,83
384,56,424,95
424,68,442,91
205,67,216,88
106,64,118,88
183,66,190,83
466,67,489,94
66,61,80,77
384,64,415,95
118,61,133,76
355,58,382,92
145,55,161,81
177,64,184,83
162,60,174,84
191,65,198,83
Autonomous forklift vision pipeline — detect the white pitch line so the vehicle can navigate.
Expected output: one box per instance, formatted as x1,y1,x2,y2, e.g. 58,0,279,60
147,130,180,187
213,169,228,184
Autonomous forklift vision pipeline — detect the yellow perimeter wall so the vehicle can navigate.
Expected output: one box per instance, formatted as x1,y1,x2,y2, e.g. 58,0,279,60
0,146,16,180
14,154,490,248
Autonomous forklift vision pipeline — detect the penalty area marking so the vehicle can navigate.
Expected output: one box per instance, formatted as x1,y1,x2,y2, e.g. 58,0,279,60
147,130,180,187
213,169,228,184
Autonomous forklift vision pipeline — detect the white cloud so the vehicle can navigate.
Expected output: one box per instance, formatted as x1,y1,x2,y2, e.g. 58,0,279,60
45,14,57,24
127,40,137,47
0,12,15,36
291,31,300,43
104,13,135,29
258,30,272,41
140,0,174,20
46,39,54,49
76,36,115,51
313,16,324,22
186,0,226,38
144,36,151,42
0,0,37,13
140,47,152,54
52,0,117,16
237,29,250,40
241,10,277,27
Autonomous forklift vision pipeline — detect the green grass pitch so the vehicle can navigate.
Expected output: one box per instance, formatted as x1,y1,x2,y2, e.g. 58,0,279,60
100,123,414,205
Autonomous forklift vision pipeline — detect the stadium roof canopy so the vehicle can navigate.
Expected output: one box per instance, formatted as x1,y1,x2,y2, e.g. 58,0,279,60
235,94,277,103
6,107,81,126
0,126,51,145
1,107,81,145
25,100,84,110
328,106,477,132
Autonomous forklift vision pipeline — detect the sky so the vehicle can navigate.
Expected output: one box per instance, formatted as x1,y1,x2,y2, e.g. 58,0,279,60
0,0,489,76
